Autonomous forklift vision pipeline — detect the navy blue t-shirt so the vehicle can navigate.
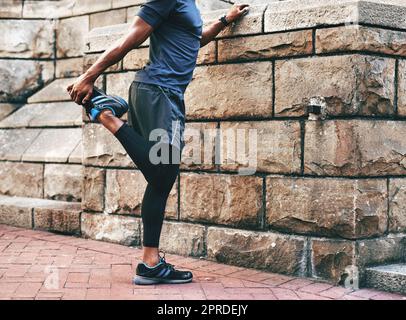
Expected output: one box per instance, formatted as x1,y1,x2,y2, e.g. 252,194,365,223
134,0,203,94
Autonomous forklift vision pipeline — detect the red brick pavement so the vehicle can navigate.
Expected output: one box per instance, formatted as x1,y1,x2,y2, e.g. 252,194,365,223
0,225,405,301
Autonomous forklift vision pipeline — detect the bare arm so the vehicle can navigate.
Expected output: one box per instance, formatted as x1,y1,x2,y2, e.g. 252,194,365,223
67,17,153,105
200,4,249,48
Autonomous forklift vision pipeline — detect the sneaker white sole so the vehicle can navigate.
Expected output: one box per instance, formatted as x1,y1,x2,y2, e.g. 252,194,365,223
133,276,193,285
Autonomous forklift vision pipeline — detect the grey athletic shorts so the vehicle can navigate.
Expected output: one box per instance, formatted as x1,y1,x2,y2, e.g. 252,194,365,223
127,81,186,151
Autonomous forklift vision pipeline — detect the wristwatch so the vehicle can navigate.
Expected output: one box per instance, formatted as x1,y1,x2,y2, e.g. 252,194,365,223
219,15,230,27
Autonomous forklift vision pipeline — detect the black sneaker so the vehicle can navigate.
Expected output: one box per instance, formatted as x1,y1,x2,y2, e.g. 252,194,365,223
133,251,193,285
83,87,129,123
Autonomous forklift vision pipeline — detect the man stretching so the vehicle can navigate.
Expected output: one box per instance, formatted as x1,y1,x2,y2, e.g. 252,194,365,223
67,0,249,285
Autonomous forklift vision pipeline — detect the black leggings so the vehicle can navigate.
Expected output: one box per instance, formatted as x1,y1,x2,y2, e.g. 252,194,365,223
114,123,180,248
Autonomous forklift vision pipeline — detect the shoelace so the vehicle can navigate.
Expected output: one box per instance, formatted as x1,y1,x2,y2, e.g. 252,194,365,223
159,250,175,271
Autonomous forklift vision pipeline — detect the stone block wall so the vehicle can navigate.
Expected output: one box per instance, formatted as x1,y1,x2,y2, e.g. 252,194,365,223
82,0,406,284
1,0,406,285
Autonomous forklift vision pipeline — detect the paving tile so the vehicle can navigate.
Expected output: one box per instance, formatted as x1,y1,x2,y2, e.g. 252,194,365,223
0,225,404,300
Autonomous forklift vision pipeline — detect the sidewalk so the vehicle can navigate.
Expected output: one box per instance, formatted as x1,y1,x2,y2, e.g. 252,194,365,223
0,225,405,300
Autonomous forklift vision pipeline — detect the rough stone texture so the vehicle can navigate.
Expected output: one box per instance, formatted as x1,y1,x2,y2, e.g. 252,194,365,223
122,48,149,70
71,0,112,15
126,6,140,22
0,129,41,161
105,169,145,215
389,179,406,233
83,124,134,167
84,54,122,73
275,55,396,117
316,25,406,56
90,8,127,30
267,177,388,239
186,62,273,120
0,162,43,198
0,59,53,103
28,78,74,104
180,173,263,228
265,0,406,33
106,72,136,99
0,204,32,228
44,164,83,202
114,0,144,9
56,58,84,78
22,128,82,163
57,16,89,58
399,60,406,116
1,0,23,18
82,167,105,212
203,5,265,37
105,169,178,218
81,212,141,246
23,0,73,19
0,195,80,229
218,30,313,63
357,234,406,267
207,227,306,275
0,103,20,121
181,122,218,171
197,41,216,65
364,264,406,295
0,102,82,128
69,141,83,164
196,0,231,12
34,206,81,235
0,20,54,58
220,121,301,174
158,221,206,257
311,239,355,285
304,120,406,176
86,23,150,53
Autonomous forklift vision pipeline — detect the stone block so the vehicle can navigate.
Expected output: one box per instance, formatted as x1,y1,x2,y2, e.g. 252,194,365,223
207,226,306,275
22,128,82,163
0,59,53,103
186,62,273,120
267,177,388,239
90,8,126,31
304,120,406,176
0,102,82,128
122,48,150,70
218,30,313,62
275,55,395,117
389,179,406,233
56,58,84,78
158,221,206,257
311,239,355,285
0,129,41,161
220,121,302,174
28,78,75,104
82,167,105,212
81,212,141,246
0,162,43,198
57,16,89,58
34,206,81,234
180,173,263,228
83,123,134,167
0,20,54,58
44,164,83,202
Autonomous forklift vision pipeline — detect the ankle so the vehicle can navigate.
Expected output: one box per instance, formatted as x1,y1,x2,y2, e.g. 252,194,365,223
143,257,160,267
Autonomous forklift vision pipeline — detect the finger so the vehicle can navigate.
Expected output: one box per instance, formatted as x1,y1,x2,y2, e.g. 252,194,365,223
237,4,250,10
76,92,86,105
71,90,78,103
67,84,73,93
82,90,93,105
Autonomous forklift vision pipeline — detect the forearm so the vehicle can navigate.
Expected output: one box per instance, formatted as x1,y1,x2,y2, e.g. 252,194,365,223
84,20,151,82
200,20,226,47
